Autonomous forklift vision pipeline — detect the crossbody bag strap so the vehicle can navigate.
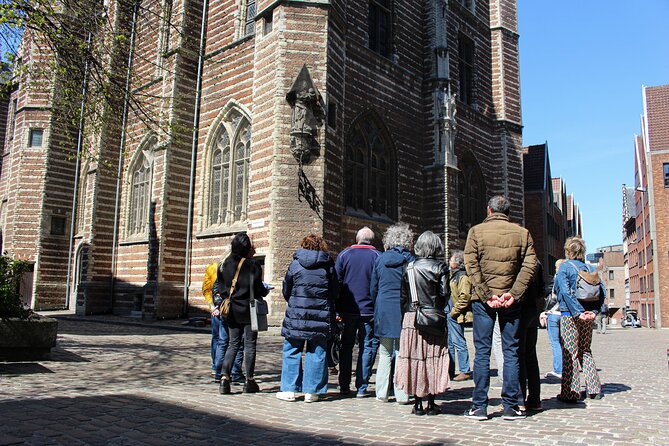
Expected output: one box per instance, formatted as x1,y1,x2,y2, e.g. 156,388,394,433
229,258,246,297
406,262,419,305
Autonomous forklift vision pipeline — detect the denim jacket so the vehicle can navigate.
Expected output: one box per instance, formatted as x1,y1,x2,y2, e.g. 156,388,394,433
555,259,606,317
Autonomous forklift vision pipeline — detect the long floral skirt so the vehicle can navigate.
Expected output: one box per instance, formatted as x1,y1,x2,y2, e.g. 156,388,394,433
394,311,450,398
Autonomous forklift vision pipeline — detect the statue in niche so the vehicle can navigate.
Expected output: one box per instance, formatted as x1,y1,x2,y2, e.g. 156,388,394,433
440,85,458,167
286,65,325,164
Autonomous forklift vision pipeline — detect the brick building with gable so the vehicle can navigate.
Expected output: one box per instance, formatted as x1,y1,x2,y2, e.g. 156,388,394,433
1,0,527,320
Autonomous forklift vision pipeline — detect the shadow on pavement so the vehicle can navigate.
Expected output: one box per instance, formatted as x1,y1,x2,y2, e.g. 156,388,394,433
0,394,458,445
601,382,632,395
0,363,54,375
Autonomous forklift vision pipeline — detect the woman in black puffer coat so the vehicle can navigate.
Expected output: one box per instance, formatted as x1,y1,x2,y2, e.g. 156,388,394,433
277,234,339,403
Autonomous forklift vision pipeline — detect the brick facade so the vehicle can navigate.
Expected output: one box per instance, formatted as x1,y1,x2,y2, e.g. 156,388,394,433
1,0,526,320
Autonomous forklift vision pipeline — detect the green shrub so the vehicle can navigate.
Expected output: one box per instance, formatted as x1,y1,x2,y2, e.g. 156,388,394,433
0,255,30,319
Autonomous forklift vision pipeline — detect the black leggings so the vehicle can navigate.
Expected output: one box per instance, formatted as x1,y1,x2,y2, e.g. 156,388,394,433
222,322,258,379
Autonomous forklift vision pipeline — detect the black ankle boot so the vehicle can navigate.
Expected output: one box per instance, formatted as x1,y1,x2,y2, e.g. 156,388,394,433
426,395,439,415
243,379,260,393
412,397,425,416
219,379,231,395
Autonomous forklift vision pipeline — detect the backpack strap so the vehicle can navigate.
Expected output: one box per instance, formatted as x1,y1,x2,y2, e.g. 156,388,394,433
406,262,419,305
229,258,246,297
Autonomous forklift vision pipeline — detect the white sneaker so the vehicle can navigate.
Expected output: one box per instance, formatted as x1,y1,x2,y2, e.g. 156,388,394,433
304,393,320,403
276,392,296,402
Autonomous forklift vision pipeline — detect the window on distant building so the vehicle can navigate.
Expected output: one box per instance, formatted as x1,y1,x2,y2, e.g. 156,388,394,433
459,0,475,13
75,165,89,235
344,113,395,219
155,0,173,74
8,98,17,143
664,163,669,188
50,215,66,236
127,146,154,237
263,13,273,36
608,271,614,280
458,156,486,237
368,0,392,58
243,0,256,37
28,128,43,147
609,288,615,299
458,33,475,105
207,110,251,227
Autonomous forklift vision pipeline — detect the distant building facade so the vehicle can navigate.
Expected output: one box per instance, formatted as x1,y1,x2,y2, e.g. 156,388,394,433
0,1,527,319
522,143,569,282
623,84,669,328
597,248,625,324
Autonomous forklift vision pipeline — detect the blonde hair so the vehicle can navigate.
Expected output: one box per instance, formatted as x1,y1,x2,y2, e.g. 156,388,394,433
555,258,566,271
564,237,586,261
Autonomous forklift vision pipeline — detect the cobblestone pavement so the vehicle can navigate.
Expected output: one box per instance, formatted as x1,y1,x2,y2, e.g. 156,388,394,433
1,319,668,446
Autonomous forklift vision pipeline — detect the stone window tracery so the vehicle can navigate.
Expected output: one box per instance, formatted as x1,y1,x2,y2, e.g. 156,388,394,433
458,157,486,237
345,115,395,220
208,113,251,227
127,149,153,237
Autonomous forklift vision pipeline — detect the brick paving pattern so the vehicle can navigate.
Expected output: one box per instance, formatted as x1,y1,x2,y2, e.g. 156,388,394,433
1,319,668,445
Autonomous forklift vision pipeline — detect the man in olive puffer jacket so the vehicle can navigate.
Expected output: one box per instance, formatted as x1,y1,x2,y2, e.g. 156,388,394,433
463,195,537,422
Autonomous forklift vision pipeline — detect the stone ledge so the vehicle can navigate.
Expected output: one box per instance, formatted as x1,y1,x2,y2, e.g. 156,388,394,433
0,316,58,360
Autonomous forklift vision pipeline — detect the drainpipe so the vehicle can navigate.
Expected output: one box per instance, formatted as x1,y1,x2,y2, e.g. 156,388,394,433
65,31,92,311
110,0,140,301
183,0,210,317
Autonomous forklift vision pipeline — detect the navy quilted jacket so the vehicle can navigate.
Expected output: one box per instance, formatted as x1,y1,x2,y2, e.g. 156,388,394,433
281,248,339,341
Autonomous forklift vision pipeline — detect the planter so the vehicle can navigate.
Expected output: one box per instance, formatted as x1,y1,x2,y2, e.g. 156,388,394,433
0,316,58,360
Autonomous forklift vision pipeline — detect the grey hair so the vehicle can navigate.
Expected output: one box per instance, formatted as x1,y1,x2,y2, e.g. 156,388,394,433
450,249,465,268
356,226,375,244
414,231,444,258
488,195,510,215
382,222,414,250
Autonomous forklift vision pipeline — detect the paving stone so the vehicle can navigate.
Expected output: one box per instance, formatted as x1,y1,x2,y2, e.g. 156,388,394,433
1,320,668,445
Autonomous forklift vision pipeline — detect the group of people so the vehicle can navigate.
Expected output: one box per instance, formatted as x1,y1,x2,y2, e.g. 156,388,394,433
203,195,606,420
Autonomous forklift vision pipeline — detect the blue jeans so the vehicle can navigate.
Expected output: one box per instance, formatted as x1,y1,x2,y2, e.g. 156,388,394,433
212,316,243,380
339,314,379,394
280,338,328,394
447,314,471,374
547,313,562,374
471,300,522,410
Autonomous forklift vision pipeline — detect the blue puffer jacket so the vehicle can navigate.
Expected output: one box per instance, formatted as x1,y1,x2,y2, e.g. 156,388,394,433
371,247,414,339
281,248,339,341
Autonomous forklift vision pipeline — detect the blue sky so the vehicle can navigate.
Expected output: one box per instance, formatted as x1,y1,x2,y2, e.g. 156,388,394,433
518,0,669,252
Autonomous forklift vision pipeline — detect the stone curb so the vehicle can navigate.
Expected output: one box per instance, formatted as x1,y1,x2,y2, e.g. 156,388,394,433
51,315,283,336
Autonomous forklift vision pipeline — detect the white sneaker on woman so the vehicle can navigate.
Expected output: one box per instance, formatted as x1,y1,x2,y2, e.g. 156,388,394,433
304,393,320,403
276,392,296,402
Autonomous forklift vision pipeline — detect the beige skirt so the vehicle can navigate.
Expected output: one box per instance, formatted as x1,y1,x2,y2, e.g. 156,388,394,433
394,311,450,398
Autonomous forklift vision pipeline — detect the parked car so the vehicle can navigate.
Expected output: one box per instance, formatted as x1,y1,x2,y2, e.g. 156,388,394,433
622,310,642,328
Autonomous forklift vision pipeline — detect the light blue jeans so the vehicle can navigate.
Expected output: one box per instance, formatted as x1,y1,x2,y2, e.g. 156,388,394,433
447,314,471,374
547,313,562,374
280,338,329,394
375,337,408,403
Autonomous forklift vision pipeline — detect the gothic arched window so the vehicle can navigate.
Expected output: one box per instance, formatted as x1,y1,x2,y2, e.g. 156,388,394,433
208,113,251,226
458,157,486,237
127,150,153,237
344,115,395,219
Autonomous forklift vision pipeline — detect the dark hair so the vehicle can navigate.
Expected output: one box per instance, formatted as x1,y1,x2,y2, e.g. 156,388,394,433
231,233,252,257
301,234,329,251
488,195,510,215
